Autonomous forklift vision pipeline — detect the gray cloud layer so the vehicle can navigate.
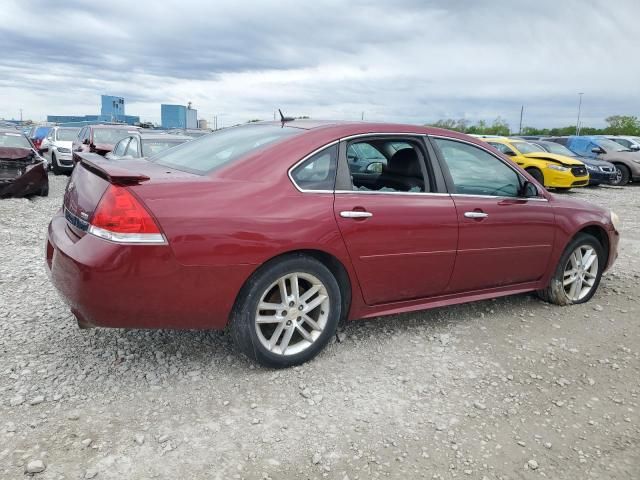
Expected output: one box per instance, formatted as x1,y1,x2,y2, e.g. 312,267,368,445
1,0,638,128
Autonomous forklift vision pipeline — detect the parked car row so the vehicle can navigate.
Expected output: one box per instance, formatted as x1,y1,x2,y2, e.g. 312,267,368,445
474,135,640,188
0,128,48,198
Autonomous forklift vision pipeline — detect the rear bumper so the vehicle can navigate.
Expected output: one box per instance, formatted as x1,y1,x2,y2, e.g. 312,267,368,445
46,210,254,330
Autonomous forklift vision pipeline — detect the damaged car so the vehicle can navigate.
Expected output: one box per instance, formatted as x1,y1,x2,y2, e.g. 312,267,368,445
0,129,49,198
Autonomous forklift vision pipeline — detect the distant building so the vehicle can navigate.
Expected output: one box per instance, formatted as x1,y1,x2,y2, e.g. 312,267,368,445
161,103,198,129
101,95,126,121
47,94,139,126
198,119,208,129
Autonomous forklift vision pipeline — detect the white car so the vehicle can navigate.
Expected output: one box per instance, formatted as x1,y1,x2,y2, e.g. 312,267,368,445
41,126,80,174
605,135,640,152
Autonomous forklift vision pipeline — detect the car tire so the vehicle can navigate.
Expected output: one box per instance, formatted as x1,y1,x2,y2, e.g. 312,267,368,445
230,254,342,368
51,153,62,176
525,167,544,186
610,164,630,186
537,233,604,306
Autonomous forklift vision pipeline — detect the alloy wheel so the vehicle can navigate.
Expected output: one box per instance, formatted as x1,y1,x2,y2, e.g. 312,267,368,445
254,272,330,356
563,245,599,302
612,167,623,185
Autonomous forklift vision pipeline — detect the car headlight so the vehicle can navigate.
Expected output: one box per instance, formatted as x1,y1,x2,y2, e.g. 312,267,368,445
547,164,570,172
57,147,71,153
611,210,621,231
586,164,598,171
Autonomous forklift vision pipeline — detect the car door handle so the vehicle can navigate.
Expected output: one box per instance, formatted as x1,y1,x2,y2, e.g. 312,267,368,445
340,210,373,219
464,211,489,219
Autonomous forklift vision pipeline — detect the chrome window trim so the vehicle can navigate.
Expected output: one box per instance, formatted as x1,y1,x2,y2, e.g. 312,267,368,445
334,189,450,197
430,135,549,202
287,140,340,193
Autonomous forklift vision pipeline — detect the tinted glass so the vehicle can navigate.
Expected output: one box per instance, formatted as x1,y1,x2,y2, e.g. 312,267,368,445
113,139,128,156
93,128,135,144
347,140,426,193
0,132,31,148
436,138,521,197
539,142,576,156
594,138,629,152
142,139,189,157
511,142,541,154
56,128,80,141
152,124,302,174
291,145,337,191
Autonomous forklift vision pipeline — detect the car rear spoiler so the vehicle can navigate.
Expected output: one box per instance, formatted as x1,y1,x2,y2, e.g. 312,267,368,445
78,153,150,185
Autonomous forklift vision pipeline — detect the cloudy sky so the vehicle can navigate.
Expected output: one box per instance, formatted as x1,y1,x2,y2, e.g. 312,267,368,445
1,0,639,129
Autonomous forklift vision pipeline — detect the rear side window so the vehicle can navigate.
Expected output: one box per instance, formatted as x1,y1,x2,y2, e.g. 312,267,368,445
152,124,303,174
290,145,338,191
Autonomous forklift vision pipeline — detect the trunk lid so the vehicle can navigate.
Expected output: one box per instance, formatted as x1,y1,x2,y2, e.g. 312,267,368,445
63,153,199,238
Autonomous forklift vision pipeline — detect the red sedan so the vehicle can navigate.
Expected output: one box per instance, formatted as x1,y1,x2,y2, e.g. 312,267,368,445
46,121,620,368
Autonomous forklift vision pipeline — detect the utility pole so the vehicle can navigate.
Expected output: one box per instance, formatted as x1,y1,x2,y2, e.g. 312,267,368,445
19,109,23,123
361,112,364,121
518,105,524,135
576,92,584,135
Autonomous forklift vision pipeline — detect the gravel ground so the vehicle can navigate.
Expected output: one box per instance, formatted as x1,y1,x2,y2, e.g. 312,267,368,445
1,174,639,479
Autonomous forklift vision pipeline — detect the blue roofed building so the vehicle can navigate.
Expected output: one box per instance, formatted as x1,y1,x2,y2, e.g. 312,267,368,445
161,103,198,129
46,94,140,126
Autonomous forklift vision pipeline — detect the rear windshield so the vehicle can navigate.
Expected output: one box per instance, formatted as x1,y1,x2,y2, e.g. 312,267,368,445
0,132,31,148
151,124,303,174
56,128,80,141
93,128,136,144
142,139,189,157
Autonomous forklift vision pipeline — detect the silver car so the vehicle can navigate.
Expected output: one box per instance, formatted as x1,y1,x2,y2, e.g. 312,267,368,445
41,127,80,174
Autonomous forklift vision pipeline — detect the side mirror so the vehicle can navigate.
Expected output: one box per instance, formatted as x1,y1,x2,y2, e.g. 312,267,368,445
503,150,516,156
39,147,49,154
82,138,90,145
520,181,539,198
630,145,640,151
591,147,605,154
366,162,383,173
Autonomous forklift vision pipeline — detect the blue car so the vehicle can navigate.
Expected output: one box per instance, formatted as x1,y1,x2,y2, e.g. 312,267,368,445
528,139,616,186
545,136,640,186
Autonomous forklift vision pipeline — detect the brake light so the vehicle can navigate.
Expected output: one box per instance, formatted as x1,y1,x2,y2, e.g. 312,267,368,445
88,185,165,244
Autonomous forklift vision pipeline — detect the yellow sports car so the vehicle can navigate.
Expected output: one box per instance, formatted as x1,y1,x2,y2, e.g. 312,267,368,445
481,137,589,189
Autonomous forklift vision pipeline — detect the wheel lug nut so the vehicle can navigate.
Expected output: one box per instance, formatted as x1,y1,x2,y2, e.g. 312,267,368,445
289,301,295,307
298,305,303,311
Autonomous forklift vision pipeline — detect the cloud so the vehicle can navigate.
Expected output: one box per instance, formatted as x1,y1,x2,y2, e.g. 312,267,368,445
1,0,639,128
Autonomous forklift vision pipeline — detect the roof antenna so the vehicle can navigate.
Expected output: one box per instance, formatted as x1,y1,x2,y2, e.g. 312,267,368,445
279,109,295,127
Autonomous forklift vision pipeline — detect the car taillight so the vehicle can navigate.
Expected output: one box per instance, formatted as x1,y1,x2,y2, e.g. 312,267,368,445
88,185,165,244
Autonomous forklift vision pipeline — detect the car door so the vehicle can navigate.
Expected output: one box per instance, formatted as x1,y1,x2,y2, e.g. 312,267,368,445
432,136,556,292
333,136,458,305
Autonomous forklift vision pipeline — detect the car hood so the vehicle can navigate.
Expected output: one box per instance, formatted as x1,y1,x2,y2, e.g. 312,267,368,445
573,156,613,167
54,141,73,150
522,152,584,166
0,147,35,161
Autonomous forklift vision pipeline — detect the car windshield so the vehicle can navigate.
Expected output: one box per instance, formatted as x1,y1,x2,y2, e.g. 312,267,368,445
595,138,631,152
93,128,136,144
151,124,303,174
540,142,576,156
142,139,189,157
56,128,80,141
33,127,51,139
511,142,541,154
0,132,32,148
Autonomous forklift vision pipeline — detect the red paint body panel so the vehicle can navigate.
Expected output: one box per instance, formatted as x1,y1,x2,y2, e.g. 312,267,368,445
333,193,458,304
46,121,619,331
447,196,555,292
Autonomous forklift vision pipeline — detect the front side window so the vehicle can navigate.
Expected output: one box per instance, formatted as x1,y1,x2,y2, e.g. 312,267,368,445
290,144,337,191
435,138,522,197
125,138,139,157
346,139,427,193
113,138,129,156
